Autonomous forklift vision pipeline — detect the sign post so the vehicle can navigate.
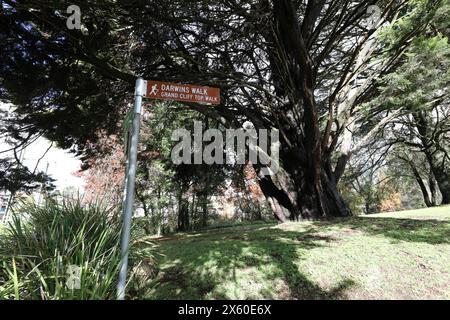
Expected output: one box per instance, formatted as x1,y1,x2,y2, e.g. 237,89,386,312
117,77,145,300
117,78,219,300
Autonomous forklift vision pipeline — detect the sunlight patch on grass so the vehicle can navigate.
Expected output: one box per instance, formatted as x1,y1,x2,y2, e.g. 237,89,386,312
370,205,450,220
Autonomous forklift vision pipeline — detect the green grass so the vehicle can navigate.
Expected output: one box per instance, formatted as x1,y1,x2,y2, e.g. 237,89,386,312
144,206,450,300
372,205,450,220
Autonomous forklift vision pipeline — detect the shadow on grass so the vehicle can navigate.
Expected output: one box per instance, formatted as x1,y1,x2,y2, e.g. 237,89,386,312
146,226,355,300
315,216,450,245
143,215,450,299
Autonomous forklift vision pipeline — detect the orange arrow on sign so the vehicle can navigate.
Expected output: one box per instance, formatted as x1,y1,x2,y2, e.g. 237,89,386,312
143,80,220,105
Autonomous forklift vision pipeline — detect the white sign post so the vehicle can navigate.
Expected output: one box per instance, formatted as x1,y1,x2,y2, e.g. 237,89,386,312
116,78,219,299
117,77,145,300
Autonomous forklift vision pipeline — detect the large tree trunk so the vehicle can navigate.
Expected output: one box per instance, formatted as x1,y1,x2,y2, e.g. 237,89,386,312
258,170,351,221
255,0,351,221
257,152,351,221
426,152,450,204
409,162,433,207
177,190,190,231
428,169,438,206
413,111,450,204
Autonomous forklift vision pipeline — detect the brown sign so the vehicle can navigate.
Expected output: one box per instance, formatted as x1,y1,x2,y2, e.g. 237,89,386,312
143,80,220,105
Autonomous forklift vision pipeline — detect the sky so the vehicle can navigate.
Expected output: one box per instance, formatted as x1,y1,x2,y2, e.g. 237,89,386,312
1,103,85,192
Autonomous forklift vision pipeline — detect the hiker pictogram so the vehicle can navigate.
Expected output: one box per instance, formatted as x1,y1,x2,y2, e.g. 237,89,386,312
149,83,159,95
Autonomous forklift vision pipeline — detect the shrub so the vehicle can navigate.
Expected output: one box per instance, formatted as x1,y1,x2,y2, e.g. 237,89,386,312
0,198,155,299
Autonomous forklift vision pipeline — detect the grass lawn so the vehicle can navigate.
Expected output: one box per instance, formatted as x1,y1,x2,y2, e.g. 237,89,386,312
144,206,450,300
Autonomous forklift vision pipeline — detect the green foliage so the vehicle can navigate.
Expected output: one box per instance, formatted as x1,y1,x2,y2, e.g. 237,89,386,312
373,34,450,111
134,102,238,233
0,158,55,194
378,0,437,48
0,2,130,154
432,0,450,34
339,184,366,215
373,0,450,113
0,198,155,300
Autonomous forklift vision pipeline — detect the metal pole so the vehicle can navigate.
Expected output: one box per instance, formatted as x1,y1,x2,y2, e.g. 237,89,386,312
117,77,145,300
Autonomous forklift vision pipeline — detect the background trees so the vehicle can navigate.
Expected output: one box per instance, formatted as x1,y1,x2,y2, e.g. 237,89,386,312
360,15,450,207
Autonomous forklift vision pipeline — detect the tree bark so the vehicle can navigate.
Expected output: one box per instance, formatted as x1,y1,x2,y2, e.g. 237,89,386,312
428,169,438,206
425,151,450,204
409,162,433,207
177,190,190,231
413,111,450,204
257,149,351,221
254,0,352,221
